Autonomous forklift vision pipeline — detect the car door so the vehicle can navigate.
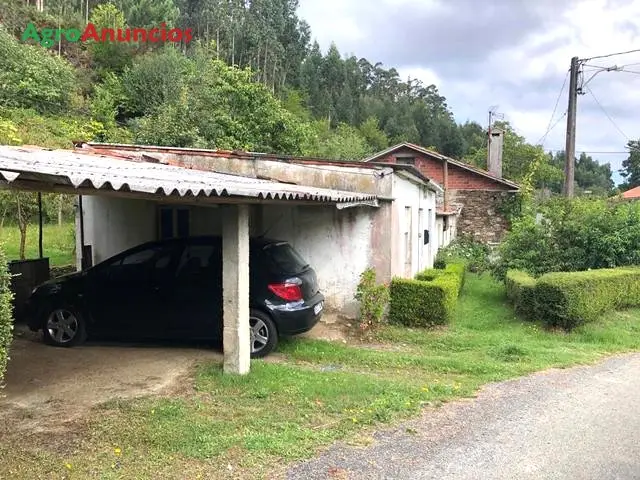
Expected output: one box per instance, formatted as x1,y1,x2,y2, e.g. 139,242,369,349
165,240,223,340
87,243,182,339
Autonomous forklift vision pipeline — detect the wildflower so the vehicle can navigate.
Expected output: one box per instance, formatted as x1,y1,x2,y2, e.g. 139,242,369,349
114,447,122,456
65,463,72,470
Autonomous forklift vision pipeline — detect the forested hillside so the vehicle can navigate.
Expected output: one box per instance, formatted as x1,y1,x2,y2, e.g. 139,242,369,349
0,0,619,194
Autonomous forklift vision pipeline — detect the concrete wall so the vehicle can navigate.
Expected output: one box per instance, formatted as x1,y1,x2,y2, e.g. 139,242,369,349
389,175,436,278
76,195,156,267
435,214,458,251
259,204,377,316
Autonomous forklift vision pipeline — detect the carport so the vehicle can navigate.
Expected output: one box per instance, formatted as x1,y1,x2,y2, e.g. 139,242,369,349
0,145,378,374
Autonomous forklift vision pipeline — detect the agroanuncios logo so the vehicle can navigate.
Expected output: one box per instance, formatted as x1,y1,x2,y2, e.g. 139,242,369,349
21,22,193,48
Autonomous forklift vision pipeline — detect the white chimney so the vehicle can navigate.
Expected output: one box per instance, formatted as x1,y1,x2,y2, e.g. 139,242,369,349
488,127,504,178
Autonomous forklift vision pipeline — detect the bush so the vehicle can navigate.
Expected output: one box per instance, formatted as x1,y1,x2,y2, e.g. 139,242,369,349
505,270,537,319
435,235,491,273
0,247,14,385
389,263,465,327
354,267,390,332
493,197,640,280
535,267,640,330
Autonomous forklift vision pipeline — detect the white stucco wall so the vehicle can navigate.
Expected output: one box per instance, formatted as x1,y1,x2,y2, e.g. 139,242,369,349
435,214,459,254
76,195,156,268
389,175,437,278
260,204,375,316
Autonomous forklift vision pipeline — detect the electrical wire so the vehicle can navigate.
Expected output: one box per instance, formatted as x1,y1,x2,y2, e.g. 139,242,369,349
583,48,640,61
585,85,630,142
544,149,636,154
536,70,569,145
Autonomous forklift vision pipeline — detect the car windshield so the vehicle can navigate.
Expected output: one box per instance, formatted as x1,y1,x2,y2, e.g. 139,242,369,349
263,242,308,274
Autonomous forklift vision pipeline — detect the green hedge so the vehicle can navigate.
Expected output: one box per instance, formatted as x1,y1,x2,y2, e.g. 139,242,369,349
0,248,14,385
389,263,465,327
535,268,640,330
505,270,537,319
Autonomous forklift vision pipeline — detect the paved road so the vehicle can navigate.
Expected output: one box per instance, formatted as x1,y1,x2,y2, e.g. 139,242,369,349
287,354,640,480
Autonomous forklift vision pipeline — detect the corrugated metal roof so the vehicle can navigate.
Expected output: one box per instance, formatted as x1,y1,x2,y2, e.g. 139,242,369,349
0,146,378,204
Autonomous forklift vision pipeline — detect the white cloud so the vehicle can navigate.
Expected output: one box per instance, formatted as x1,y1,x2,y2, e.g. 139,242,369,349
298,0,640,183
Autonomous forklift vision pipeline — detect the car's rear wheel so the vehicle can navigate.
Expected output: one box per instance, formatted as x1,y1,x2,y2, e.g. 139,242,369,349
250,309,277,358
42,305,87,347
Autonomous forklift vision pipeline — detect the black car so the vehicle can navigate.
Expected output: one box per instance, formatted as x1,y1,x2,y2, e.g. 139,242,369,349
25,236,324,357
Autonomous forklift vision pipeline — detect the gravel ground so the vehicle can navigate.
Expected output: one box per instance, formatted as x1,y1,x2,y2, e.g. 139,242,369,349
287,353,640,480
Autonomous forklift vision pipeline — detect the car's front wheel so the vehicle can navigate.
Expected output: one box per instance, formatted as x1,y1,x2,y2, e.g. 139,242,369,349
42,305,87,347
250,309,277,358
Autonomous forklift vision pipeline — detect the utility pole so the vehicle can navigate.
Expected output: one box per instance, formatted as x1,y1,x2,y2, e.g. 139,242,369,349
487,109,493,165
563,56,580,197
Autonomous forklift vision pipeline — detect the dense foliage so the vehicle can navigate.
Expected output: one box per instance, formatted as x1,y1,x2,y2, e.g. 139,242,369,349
0,0,619,192
620,140,640,191
0,247,14,385
389,263,465,327
434,234,491,274
493,197,640,279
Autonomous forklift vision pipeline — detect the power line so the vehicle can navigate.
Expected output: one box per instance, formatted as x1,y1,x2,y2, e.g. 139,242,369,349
584,85,630,142
537,71,569,145
583,48,640,61
537,111,567,146
545,149,634,154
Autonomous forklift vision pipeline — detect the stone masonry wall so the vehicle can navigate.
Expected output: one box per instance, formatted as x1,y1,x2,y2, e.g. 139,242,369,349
450,189,514,243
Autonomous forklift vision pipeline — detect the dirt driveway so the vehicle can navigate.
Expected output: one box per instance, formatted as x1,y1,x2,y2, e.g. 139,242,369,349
0,316,346,438
0,326,221,440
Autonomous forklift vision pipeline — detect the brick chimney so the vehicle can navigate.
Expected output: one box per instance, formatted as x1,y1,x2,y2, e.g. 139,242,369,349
488,127,504,178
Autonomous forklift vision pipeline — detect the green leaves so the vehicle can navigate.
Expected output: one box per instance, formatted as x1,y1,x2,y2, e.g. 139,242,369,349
0,28,77,114
495,197,640,279
0,246,14,386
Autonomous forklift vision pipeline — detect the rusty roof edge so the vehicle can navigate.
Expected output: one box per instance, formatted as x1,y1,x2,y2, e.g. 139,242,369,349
84,142,386,171
0,146,379,204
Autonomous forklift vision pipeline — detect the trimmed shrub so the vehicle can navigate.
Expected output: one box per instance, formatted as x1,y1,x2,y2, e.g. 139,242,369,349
389,263,465,327
535,268,640,330
505,270,537,319
0,248,14,385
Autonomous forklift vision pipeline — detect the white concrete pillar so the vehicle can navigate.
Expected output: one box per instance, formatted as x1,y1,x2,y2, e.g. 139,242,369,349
222,204,251,374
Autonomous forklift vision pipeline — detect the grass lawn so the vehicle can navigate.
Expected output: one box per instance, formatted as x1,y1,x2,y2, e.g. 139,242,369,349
3,274,640,479
0,222,75,266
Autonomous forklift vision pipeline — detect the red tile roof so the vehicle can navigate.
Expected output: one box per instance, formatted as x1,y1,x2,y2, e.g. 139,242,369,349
622,186,640,199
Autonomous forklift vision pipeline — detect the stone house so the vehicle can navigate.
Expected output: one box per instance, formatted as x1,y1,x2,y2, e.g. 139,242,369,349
363,141,520,243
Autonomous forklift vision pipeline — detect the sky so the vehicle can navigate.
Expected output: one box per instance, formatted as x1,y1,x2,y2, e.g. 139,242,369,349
297,0,640,185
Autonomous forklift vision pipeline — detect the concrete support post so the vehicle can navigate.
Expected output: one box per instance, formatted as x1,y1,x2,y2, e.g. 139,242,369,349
222,204,251,375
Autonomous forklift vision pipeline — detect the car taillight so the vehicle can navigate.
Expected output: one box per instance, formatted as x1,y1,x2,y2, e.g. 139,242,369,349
268,280,303,301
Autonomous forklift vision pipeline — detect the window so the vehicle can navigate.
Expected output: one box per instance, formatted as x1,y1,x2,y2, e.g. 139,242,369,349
159,206,190,240
122,248,157,265
263,242,308,274
175,244,219,285
102,245,177,283
404,206,412,266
